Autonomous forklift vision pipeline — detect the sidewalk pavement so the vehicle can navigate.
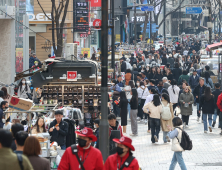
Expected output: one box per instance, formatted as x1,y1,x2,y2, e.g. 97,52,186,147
125,106,222,170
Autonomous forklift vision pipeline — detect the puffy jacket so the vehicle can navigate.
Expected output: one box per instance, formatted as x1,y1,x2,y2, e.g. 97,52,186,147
104,152,140,170
29,56,35,68
179,92,194,116
49,119,68,146
217,93,222,112
58,145,103,170
189,75,199,89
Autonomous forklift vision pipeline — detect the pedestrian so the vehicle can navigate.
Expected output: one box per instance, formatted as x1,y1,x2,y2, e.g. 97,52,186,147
14,131,28,154
110,79,121,92
118,91,128,134
168,117,187,170
178,70,189,85
120,57,127,73
199,87,214,133
143,94,162,143
204,72,214,90
132,67,139,85
1,87,11,103
125,69,132,85
179,86,194,128
58,127,104,170
166,68,174,82
48,110,68,150
172,62,182,83
11,123,24,151
31,117,46,134
124,80,135,118
137,81,149,123
129,88,138,136
167,54,174,68
168,79,180,111
189,69,199,93
0,90,4,105
93,119,100,149
23,136,51,170
0,129,33,170
17,78,31,99
212,83,222,127
162,77,171,89
161,93,174,143
216,93,222,135
3,116,11,130
0,101,8,128
104,136,140,170
193,77,206,122
162,53,168,65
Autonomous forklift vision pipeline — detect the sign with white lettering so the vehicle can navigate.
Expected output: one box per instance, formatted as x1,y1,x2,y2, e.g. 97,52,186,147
131,16,145,22
28,13,51,21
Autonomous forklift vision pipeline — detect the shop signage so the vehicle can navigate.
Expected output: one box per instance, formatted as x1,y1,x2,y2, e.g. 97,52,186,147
74,41,80,45
76,17,89,25
93,19,101,29
28,13,51,21
67,71,77,81
91,0,101,7
131,16,145,22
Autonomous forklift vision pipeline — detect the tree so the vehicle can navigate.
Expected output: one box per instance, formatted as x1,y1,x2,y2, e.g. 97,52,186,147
37,0,70,57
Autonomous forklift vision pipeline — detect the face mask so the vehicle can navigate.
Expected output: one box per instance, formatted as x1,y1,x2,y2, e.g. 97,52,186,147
94,124,97,129
136,83,140,86
116,146,124,155
35,64,38,66
2,119,5,123
146,68,149,71
22,81,26,84
78,138,87,147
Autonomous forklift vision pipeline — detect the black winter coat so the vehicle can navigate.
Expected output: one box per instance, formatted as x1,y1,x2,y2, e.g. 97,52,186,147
118,99,128,126
172,68,182,82
199,94,214,114
121,61,126,72
49,119,68,146
193,84,206,103
212,89,222,109
162,57,167,65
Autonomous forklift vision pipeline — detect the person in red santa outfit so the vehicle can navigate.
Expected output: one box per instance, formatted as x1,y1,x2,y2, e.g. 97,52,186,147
58,127,103,170
104,136,140,170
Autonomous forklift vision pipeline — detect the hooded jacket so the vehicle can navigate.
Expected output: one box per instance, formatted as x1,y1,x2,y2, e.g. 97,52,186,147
49,119,68,146
58,145,103,170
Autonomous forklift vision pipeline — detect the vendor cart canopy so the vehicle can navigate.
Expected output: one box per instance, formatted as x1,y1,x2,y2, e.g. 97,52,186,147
206,42,222,52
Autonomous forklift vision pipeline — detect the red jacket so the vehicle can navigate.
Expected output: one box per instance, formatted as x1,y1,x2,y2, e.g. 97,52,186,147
58,145,103,170
217,93,222,112
104,152,139,170
109,121,123,137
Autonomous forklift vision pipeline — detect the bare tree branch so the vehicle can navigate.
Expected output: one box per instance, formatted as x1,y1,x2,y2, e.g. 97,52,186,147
37,0,53,21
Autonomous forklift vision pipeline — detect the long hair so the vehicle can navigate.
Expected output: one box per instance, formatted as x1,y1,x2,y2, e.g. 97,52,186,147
171,79,177,94
205,72,210,84
130,88,138,105
152,94,161,106
204,87,212,101
162,93,170,103
34,117,46,133
120,91,127,101
19,78,28,92
128,80,135,89
1,87,10,99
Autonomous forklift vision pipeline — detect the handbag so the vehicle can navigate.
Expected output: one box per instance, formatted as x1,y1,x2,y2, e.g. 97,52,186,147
138,88,145,105
174,107,181,116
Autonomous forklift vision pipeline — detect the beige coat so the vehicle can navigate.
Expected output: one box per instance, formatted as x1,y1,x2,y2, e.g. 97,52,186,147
143,102,162,119
160,100,174,132
31,126,44,134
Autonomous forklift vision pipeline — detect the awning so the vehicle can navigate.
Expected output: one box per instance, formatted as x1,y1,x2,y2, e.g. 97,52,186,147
206,42,222,51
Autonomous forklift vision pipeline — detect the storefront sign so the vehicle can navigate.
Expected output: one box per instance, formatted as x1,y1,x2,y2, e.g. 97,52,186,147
74,41,80,45
76,17,89,25
91,0,101,7
90,45,97,57
16,48,23,73
28,13,51,21
67,71,77,81
81,48,90,58
93,19,101,29
131,16,145,22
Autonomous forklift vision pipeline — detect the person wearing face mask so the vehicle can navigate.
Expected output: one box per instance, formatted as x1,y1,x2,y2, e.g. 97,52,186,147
0,101,8,128
93,119,100,149
58,127,103,170
104,136,139,170
17,78,31,99
3,116,11,130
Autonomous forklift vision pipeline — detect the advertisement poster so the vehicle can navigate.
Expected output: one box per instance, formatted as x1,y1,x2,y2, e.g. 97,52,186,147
116,34,120,42
90,45,97,58
16,48,23,73
81,48,90,58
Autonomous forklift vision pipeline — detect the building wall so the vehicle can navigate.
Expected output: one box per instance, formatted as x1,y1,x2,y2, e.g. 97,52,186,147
0,19,15,84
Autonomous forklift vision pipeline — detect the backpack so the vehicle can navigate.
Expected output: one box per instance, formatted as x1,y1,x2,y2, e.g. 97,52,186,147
161,102,171,120
176,127,193,151
16,153,24,170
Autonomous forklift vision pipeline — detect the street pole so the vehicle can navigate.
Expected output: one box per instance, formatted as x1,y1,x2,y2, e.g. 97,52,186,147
99,0,109,162
134,3,137,48
163,0,166,45
219,6,221,38
73,0,75,42
208,0,212,58
23,14,29,72
150,11,152,48
111,0,115,78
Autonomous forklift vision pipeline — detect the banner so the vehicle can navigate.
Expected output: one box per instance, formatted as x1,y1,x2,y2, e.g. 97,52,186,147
91,0,101,7
81,48,90,58
16,48,23,73
116,34,120,42
90,45,97,58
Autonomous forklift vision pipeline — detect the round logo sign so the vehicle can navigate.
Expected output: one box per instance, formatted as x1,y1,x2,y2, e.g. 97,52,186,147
120,137,125,142
82,129,88,135
93,19,101,29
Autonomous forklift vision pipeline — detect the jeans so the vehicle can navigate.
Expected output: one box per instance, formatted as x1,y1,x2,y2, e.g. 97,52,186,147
147,113,151,130
182,115,190,125
150,118,160,143
213,109,217,122
163,131,169,143
203,113,213,131
192,88,196,103
128,99,131,118
60,144,66,150
169,152,187,170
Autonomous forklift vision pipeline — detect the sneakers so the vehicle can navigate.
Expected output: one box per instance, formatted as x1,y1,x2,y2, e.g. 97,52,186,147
220,131,222,135
209,126,212,132
197,117,200,122
212,121,216,127
166,136,170,142
129,133,138,136
147,130,151,133
144,119,148,125
204,131,207,133
136,117,141,121
186,125,189,128
154,135,158,142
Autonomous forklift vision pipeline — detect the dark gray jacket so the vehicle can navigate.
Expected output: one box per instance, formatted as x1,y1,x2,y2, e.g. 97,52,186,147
179,92,194,116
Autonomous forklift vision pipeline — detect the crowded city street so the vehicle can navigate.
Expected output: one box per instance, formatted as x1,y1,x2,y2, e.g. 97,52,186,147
1,0,222,170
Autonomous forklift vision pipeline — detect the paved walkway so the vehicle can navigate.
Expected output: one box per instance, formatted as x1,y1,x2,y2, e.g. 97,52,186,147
124,106,222,170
